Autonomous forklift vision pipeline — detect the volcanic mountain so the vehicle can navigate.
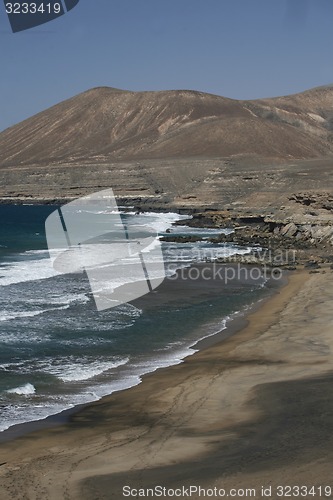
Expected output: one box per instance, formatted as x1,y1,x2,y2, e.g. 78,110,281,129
0,85,333,167
0,85,332,207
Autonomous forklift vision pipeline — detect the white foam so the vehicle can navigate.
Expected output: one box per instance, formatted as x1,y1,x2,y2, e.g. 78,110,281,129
190,317,229,348
0,398,75,432
7,383,36,396
28,292,89,307
0,210,258,433
0,293,89,322
0,310,52,322
168,225,233,236
76,209,127,215
39,357,129,383
0,255,59,286
0,330,52,344
0,310,233,433
138,212,191,234
24,250,50,256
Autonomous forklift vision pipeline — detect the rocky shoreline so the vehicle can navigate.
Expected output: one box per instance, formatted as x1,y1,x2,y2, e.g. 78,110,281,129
2,187,333,269
162,191,333,268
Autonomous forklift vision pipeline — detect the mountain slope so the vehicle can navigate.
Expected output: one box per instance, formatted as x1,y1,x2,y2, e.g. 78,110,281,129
0,86,332,168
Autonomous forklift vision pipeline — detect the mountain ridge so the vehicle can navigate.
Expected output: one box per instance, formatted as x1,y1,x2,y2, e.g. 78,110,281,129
0,85,332,168
0,85,332,209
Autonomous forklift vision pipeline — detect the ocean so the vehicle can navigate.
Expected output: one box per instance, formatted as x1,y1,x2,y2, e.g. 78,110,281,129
0,205,268,432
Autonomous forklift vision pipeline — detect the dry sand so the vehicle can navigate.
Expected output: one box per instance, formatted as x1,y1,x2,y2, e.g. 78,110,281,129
1,269,333,499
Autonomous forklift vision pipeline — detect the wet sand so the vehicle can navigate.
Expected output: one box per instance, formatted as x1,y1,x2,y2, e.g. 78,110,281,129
1,269,333,499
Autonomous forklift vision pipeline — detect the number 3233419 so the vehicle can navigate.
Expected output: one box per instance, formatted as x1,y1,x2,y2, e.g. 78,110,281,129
5,3,62,14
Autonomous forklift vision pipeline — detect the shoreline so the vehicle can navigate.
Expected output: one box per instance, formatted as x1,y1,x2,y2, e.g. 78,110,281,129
2,264,333,499
0,263,287,443
0,198,198,216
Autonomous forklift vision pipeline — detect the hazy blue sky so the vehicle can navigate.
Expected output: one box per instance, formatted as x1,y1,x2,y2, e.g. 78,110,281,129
1,0,332,131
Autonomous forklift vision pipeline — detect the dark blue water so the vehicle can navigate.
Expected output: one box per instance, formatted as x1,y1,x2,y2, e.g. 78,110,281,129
0,205,267,431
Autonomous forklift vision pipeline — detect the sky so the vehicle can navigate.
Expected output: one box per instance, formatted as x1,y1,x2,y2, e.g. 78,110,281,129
0,0,332,131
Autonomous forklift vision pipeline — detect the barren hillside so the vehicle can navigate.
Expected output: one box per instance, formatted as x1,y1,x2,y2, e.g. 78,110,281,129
0,86,332,208
0,86,332,168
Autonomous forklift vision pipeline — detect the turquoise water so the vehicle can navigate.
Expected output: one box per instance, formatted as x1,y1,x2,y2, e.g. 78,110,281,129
0,205,267,431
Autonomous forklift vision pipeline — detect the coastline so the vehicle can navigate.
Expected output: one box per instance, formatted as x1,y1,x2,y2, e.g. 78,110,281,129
0,262,284,443
2,267,333,499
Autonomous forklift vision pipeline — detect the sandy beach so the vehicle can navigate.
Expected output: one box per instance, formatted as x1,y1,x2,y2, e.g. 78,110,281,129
1,268,333,499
